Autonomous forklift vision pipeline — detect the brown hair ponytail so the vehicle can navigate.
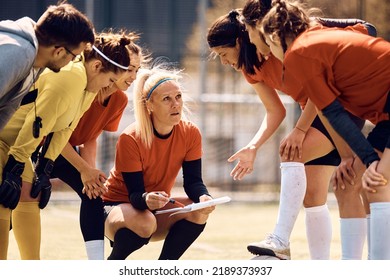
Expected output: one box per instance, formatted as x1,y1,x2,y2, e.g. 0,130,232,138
84,30,137,73
261,0,314,54
242,0,272,27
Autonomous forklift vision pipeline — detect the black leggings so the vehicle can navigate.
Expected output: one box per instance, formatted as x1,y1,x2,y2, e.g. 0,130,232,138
51,154,105,242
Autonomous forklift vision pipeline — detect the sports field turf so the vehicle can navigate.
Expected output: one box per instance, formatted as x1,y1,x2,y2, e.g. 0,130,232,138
7,192,368,260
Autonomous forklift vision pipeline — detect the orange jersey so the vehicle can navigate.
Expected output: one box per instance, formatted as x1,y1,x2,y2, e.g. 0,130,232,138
243,23,371,110
69,90,128,146
102,120,203,203
243,54,284,90
284,26,390,124
243,54,306,108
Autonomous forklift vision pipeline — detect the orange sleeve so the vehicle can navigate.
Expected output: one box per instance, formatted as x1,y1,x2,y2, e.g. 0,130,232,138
184,124,203,161
242,71,258,84
285,51,339,110
103,91,128,132
115,133,143,172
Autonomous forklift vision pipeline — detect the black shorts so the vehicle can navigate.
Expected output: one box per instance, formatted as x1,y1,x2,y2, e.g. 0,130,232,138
103,202,126,246
367,92,390,151
305,113,365,166
367,120,390,152
103,202,122,221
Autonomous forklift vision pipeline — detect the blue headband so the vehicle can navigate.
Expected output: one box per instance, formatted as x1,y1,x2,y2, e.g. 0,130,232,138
146,78,174,100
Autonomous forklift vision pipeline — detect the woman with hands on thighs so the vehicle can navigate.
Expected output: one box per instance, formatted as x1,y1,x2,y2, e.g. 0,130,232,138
207,0,375,260
259,0,389,259
102,63,215,260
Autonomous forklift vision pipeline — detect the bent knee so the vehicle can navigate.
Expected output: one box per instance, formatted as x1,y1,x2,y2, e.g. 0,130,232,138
128,212,157,237
187,211,210,224
304,189,327,207
334,186,362,199
135,222,156,237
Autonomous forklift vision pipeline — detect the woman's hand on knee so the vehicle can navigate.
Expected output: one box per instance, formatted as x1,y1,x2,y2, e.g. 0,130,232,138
362,161,387,193
332,157,357,191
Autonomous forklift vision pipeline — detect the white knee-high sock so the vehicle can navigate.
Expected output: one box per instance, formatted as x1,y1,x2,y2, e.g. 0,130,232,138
370,202,390,260
273,162,306,244
366,214,371,260
340,218,367,260
305,204,332,260
85,240,104,260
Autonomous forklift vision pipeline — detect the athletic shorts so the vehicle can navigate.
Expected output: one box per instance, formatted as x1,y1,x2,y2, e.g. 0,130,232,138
103,202,122,221
103,203,122,246
305,113,365,166
367,92,390,151
367,120,390,152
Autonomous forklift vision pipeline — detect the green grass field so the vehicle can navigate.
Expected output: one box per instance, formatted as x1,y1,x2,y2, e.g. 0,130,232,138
6,193,368,260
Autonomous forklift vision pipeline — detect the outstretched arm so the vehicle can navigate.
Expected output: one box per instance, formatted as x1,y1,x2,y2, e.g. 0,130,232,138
228,82,286,180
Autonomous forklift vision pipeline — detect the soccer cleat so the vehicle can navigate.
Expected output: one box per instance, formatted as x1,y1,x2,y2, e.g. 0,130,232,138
247,234,291,260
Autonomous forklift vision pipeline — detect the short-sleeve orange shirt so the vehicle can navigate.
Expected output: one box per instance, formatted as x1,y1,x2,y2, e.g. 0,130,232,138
242,23,373,111
69,90,128,146
284,26,390,124
102,120,203,203
242,54,307,108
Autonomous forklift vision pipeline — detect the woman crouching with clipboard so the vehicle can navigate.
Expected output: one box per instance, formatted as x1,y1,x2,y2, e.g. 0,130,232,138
102,64,215,260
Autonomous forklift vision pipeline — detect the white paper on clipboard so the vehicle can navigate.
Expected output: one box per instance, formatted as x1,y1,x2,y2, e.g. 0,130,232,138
155,196,231,216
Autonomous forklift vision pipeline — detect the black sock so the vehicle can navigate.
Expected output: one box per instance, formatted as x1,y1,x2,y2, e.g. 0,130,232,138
107,228,150,260
158,219,206,260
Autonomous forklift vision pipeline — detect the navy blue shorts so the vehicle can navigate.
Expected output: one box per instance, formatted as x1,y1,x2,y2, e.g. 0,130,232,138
305,113,365,166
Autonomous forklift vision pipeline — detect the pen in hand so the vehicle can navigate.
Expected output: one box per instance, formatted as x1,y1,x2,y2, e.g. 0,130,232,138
168,198,185,208
156,192,185,208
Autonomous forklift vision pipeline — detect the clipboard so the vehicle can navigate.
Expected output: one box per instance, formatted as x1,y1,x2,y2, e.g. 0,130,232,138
155,196,232,216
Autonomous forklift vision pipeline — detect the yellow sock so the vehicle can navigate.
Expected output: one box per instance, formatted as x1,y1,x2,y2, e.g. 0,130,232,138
0,206,11,259
12,202,41,260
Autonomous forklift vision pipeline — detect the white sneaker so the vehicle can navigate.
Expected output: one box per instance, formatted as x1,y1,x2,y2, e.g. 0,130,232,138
247,234,291,260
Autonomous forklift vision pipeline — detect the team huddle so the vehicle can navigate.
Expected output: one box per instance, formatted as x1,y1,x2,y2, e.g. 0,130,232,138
0,0,389,260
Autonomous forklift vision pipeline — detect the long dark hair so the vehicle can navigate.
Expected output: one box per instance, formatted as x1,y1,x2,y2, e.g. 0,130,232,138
207,10,261,75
